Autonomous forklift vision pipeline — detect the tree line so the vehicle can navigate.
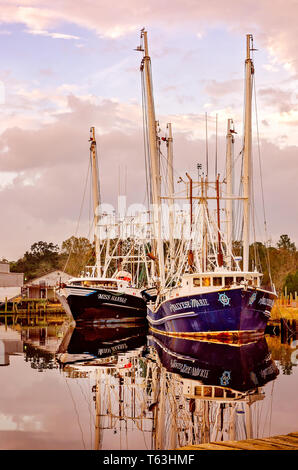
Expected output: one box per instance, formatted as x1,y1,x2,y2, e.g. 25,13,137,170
9,237,95,282
6,234,298,295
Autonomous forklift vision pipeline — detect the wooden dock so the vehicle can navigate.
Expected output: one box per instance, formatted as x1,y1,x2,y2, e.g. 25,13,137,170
0,297,64,314
179,432,298,450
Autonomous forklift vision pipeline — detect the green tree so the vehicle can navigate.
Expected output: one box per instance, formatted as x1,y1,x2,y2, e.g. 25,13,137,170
277,234,296,251
270,235,298,293
283,270,298,296
61,236,94,276
10,241,60,280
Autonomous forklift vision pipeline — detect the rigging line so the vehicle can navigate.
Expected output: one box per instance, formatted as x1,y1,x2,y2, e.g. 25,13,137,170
205,112,209,176
233,61,247,245
253,72,273,286
215,113,218,180
63,156,91,273
147,56,157,208
141,68,151,209
268,380,275,438
89,162,93,235
64,377,87,449
250,131,258,268
88,373,94,448
75,377,95,449
235,152,244,243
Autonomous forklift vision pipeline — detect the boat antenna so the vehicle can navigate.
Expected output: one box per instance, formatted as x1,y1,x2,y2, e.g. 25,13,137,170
215,113,218,181
205,112,209,177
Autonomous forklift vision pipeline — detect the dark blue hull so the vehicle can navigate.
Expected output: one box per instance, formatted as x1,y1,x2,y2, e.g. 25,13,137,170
57,323,147,366
61,287,146,323
147,287,276,337
147,333,279,392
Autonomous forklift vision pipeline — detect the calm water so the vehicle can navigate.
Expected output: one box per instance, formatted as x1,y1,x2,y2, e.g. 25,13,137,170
0,316,297,450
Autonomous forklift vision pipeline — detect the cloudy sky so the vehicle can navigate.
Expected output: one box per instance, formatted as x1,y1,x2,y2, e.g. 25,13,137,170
0,0,297,260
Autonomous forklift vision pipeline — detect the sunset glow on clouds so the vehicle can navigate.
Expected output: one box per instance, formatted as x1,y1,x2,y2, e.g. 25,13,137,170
0,0,297,259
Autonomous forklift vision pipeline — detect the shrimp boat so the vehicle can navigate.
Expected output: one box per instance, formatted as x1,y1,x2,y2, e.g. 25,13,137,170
57,128,147,323
138,30,277,338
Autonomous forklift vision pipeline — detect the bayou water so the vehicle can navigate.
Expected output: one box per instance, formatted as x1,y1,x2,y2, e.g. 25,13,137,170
0,316,297,450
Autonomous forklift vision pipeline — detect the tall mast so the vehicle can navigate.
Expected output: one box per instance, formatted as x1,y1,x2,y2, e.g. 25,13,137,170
186,173,194,269
216,175,223,267
243,34,254,272
89,127,101,277
226,118,234,269
140,29,165,287
166,123,175,272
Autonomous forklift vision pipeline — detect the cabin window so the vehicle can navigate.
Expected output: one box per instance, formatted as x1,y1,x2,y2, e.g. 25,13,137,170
224,277,234,287
236,277,244,284
213,277,222,287
193,278,201,287
81,280,118,289
103,282,117,289
202,277,211,287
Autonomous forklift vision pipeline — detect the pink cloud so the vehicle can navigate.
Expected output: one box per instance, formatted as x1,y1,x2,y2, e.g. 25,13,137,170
0,1,296,70
0,95,296,260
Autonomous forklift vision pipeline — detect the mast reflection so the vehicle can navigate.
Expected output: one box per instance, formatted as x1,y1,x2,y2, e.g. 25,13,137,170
57,322,279,450
146,332,279,448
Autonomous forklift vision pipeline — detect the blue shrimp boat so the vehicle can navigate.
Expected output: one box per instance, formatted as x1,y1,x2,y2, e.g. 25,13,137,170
138,30,276,339
144,272,276,339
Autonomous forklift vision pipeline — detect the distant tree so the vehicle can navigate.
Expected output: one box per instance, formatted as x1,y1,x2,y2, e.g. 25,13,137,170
27,241,59,266
283,270,298,296
10,241,60,280
61,236,92,256
277,234,296,251
270,235,298,293
61,236,94,276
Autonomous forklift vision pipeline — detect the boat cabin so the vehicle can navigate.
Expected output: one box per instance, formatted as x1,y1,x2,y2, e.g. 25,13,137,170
183,380,262,403
181,271,262,290
68,278,130,290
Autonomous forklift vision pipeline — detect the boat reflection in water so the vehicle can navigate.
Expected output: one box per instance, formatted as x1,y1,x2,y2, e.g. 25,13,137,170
148,333,279,393
56,319,279,450
57,322,153,450
146,333,279,449
57,322,148,366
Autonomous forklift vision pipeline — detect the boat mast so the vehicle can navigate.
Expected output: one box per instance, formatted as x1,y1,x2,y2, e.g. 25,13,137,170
216,175,223,267
89,127,102,277
243,34,254,272
166,123,175,272
140,29,165,287
226,118,234,269
186,173,194,269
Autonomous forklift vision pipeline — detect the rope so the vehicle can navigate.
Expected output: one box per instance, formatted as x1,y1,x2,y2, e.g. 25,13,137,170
62,156,91,273
252,67,273,287
64,376,87,449
141,66,151,210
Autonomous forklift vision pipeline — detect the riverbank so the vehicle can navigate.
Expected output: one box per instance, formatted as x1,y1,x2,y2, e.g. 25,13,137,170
271,301,298,321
